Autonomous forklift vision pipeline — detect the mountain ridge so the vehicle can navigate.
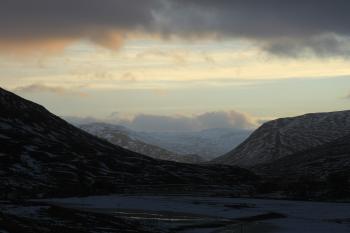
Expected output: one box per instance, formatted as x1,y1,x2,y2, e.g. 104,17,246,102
213,110,350,167
0,87,257,199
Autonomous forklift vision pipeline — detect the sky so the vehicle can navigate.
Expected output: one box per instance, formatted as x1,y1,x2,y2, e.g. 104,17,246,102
1,0,350,131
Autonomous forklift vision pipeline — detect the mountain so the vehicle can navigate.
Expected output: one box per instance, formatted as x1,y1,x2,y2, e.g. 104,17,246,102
254,133,350,179
128,128,252,160
253,134,350,199
79,123,204,163
0,87,257,200
213,110,350,167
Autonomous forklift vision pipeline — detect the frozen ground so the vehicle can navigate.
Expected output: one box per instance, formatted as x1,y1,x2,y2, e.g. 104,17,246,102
40,195,350,233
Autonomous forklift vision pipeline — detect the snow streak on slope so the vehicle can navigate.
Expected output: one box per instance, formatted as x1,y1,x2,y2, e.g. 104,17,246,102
214,111,350,167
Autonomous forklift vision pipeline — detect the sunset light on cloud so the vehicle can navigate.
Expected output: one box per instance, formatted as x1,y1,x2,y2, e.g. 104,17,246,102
1,0,350,128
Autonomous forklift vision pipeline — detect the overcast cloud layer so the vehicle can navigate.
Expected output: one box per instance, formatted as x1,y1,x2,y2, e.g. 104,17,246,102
1,0,350,56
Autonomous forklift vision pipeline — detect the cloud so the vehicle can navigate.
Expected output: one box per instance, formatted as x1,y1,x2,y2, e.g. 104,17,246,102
201,52,216,64
343,91,350,99
263,34,350,58
136,49,188,65
63,116,101,125
109,110,257,132
0,0,160,54
152,89,168,96
65,110,261,132
0,38,75,55
160,0,350,57
1,0,350,57
120,72,138,82
13,83,88,97
196,111,256,130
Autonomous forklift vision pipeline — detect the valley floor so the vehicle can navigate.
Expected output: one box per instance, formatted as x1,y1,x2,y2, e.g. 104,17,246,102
28,195,350,233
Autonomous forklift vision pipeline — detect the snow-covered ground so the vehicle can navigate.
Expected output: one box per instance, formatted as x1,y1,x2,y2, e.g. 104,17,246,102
41,195,350,233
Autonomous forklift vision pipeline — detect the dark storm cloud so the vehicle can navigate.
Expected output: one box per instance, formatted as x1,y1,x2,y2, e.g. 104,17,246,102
163,0,350,57
1,0,350,56
0,0,159,39
0,0,163,52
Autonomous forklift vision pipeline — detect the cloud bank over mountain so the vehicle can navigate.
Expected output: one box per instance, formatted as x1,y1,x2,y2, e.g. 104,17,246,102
65,110,258,132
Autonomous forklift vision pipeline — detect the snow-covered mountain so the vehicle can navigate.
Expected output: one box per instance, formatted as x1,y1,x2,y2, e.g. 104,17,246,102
128,128,252,160
0,87,257,199
213,110,350,167
80,123,204,163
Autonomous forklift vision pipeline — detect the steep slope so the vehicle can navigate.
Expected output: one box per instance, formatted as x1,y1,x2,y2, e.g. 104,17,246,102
0,88,257,199
213,111,350,167
253,134,350,199
254,133,350,179
130,128,252,160
80,123,204,163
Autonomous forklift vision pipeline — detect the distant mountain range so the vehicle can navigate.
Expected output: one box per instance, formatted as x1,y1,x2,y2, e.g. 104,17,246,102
80,123,204,163
0,87,257,199
213,111,350,167
127,128,252,160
